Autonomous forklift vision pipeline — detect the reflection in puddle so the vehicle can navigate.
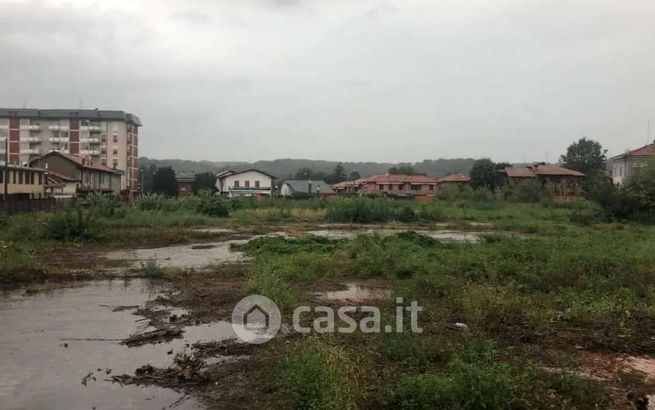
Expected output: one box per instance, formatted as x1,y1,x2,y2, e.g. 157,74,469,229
316,283,390,302
0,280,209,410
103,240,250,269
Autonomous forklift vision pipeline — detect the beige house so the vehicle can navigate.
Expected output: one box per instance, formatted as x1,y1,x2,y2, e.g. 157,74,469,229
29,151,122,196
0,165,47,199
609,143,654,186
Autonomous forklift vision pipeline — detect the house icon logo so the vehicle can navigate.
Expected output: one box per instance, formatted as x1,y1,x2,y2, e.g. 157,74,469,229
231,295,281,344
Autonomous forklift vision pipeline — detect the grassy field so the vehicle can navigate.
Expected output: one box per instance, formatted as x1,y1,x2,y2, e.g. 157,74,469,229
2,194,655,407
239,225,655,409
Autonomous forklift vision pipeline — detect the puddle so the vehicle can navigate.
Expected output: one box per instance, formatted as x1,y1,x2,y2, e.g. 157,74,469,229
0,280,236,410
103,240,250,269
316,283,390,302
304,229,485,242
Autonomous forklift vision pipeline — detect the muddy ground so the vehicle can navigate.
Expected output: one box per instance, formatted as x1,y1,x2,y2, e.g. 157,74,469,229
3,223,655,409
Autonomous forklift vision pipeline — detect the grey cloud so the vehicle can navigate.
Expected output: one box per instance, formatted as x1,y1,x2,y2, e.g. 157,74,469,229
0,0,654,163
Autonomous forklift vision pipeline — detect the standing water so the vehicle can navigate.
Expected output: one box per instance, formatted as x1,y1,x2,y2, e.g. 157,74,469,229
0,280,206,410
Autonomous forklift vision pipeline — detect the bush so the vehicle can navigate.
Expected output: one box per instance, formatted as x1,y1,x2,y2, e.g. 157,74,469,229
43,208,99,241
502,180,553,203
386,340,514,409
281,340,360,410
139,260,165,278
195,195,230,217
79,193,119,218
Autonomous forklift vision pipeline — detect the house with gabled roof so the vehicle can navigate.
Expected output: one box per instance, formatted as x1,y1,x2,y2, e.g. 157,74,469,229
280,180,335,198
29,150,122,196
215,168,276,198
609,143,655,186
500,163,585,199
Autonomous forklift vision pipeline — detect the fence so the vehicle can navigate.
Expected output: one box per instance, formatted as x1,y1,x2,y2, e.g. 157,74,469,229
0,198,69,215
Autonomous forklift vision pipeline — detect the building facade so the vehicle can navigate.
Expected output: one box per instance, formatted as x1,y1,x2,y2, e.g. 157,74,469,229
30,151,122,196
608,143,655,186
0,165,47,199
216,169,276,198
0,108,141,194
500,163,585,199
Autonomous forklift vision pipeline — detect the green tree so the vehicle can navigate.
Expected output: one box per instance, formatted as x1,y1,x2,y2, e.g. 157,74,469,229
348,170,361,180
389,164,415,174
152,167,177,197
192,172,217,195
333,163,346,182
560,138,607,176
469,158,497,190
294,168,327,180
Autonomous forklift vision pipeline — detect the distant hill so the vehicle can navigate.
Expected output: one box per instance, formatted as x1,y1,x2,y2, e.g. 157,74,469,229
138,157,477,179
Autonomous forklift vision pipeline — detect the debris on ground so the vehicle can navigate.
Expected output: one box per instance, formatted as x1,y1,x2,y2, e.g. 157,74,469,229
121,328,183,347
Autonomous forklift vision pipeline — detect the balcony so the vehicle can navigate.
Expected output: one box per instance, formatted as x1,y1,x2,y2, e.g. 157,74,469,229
48,125,69,131
81,137,101,144
20,137,41,143
20,124,42,131
88,125,102,132
81,149,101,156
49,149,69,154
20,148,40,154
49,137,69,143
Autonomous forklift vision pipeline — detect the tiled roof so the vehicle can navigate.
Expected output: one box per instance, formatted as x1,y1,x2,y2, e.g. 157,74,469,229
504,164,584,178
31,151,122,174
504,166,536,178
628,144,655,156
534,164,585,177
437,173,470,183
364,174,439,184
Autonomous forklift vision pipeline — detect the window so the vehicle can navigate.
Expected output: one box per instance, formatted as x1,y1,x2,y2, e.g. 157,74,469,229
255,180,260,188
0,170,3,184
12,170,16,184
429,185,434,191
398,184,403,190
389,184,393,190
234,180,240,188
113,134,118,143
245,180,250,188
18,171,23,184
30,173,35,185
411,184,421,191
112,159,118,168
113,148,118,155
38,173,42,185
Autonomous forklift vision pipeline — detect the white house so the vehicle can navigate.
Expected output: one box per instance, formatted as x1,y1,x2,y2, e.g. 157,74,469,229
215,168,276,198
608,143,654,186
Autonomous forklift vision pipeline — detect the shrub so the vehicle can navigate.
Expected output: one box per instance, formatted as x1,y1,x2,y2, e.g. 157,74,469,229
79,193,119,218
43,208,99,241
139,259,165,278
195,196,230,217
281,340,360,410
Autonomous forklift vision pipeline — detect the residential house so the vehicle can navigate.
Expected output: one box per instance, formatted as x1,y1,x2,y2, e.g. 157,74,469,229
215,168,276,198
608,143,655,186
332,178,365,194
29,151,123,196
500,163,585,199
176,173,195,198
45,172,78,198
280,180,336,198
332,173,439,199
0,165,47,199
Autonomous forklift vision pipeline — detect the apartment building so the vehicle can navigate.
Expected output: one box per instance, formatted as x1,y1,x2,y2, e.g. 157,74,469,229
0,108,141,194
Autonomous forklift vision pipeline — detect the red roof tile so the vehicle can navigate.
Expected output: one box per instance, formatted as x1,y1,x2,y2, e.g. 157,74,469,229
534,164,585,177
504,166,536,178
364,174,438,184
628,144,655,156
437,173,470,183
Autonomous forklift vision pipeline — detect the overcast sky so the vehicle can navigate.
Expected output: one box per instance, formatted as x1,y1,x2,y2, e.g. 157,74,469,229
1,0,654,163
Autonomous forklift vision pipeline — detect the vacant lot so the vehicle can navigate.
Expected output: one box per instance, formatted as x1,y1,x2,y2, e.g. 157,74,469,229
1,196,654,409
